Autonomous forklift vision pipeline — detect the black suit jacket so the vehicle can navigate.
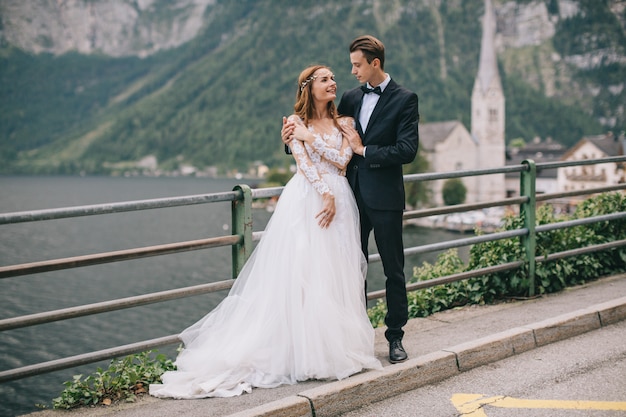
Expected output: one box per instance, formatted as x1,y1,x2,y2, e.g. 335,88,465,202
337,79,419,211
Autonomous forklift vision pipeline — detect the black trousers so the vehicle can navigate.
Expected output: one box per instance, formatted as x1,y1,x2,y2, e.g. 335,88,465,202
354,185,408,342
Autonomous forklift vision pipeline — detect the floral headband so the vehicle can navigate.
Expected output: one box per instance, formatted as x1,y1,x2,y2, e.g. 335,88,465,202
300,70,334,92
300,74,318,92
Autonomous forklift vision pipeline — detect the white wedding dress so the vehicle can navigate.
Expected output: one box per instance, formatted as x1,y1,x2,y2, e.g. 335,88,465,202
149,116,382,399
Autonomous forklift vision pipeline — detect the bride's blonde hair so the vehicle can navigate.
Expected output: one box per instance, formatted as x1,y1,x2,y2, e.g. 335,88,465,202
294,65,339,129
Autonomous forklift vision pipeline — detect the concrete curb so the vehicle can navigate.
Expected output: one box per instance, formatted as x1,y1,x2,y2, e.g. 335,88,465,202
227,296,626,417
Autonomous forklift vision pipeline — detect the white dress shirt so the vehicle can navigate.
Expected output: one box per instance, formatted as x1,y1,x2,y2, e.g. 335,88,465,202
359,74,390,157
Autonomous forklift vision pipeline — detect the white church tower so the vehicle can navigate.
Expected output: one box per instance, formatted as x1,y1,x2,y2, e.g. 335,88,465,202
471,0,506,201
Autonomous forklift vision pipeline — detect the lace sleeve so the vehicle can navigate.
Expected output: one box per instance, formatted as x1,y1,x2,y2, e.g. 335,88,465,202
288,116,333,196
290,140,333,196
309,117,354,170
310,138,353,170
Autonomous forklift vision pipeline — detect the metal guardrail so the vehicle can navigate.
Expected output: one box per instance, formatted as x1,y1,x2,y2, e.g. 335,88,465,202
0,156,625,383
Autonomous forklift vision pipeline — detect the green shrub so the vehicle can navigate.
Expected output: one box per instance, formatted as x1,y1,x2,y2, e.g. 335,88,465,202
468,192,626,298
53,350,176,410
368,249,469,327
467,213,527,301
442,178,467,206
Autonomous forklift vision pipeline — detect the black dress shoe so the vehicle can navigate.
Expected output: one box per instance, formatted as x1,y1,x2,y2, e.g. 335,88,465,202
389,339,408,363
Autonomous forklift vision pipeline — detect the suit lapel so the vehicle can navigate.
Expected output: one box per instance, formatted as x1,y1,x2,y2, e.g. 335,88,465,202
355,91,365,136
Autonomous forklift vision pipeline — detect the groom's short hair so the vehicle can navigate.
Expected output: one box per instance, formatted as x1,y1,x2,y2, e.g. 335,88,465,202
349,35,385,70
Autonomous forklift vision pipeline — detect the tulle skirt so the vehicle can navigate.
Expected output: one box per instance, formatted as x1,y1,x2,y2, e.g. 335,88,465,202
149,172,382,399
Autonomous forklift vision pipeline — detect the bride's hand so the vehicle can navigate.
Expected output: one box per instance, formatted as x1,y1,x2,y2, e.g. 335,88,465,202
315,193,335,228
293,124,314,144
341,124,365,156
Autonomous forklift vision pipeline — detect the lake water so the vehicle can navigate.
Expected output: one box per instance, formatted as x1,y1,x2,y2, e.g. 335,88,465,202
0,176,467,416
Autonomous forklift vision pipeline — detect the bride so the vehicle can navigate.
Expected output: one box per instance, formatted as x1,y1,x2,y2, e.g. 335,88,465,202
149,65,382,399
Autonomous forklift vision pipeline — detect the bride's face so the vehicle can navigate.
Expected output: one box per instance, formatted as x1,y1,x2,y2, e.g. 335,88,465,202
311,69,337,103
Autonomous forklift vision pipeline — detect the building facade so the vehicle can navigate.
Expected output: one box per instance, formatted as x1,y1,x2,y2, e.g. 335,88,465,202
557,133,626,201
419,121,477,205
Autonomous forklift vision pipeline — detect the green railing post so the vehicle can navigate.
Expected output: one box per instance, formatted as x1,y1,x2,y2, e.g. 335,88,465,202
231,184,252,278
520,159,537,296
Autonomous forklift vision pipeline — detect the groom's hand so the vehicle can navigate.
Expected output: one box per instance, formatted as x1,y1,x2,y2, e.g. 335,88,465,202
281,117,296,147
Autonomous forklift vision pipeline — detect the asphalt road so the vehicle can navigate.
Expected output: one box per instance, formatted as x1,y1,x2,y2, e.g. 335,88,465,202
340,320,626,417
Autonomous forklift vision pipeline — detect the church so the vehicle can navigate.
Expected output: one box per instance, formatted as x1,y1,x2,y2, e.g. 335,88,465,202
419,0,506,206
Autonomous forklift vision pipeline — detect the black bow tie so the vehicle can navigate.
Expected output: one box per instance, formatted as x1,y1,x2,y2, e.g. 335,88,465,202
361,85,382,95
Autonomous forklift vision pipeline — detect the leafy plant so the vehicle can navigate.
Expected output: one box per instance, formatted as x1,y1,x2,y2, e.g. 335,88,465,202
368,249,468,327
442,178,467,206
52,350,176,410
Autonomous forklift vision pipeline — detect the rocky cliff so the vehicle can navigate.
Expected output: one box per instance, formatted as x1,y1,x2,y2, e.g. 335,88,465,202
0,0,215,57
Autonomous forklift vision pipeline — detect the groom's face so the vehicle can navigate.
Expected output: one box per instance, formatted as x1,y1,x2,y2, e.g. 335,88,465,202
350,50,375,85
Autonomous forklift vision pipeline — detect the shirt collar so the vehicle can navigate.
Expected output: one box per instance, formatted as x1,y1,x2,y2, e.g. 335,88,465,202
366,73,391,92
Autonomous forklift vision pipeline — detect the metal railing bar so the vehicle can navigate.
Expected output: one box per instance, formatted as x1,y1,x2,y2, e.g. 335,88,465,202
403,164,526,183
536,184,626,202
537,155,626,171
367,261,525,301
536,239,626,263
367,229,527,264
0,235,241,279
0,335,181,383
403,228,528,256
403,196,527,220
0,280,235,331
535,212,626,233
0,191,240,225
250,186,283,199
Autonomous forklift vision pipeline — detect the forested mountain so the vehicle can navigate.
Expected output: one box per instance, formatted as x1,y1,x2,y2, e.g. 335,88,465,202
0,0,624,175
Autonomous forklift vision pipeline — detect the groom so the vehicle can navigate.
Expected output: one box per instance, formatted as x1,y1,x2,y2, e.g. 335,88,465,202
338,35,419,363
283,35,419,363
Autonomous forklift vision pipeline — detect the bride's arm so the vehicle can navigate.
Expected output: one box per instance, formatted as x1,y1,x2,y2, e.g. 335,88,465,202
290,138,337,228
288,115,336,228
287,116,332,197
290,140,333,197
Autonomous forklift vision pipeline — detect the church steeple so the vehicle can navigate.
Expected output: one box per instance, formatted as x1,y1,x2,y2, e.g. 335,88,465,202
475,0,501,95
471,0,506,201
